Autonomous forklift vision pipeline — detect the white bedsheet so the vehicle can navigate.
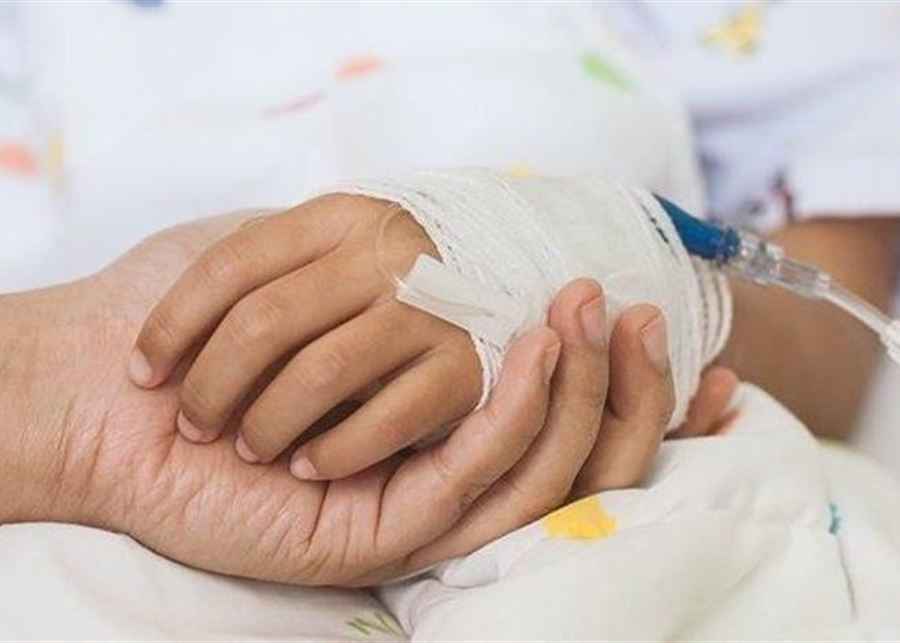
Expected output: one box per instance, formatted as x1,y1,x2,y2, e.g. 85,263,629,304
0,523,401,642
3,385,900,641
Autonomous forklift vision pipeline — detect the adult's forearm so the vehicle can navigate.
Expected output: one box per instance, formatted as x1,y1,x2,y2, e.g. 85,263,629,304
0,288,104,525
0,293,54,522
720,217,899,439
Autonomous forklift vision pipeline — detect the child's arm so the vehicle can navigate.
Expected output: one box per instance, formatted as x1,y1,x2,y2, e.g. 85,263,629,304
722,217,900,439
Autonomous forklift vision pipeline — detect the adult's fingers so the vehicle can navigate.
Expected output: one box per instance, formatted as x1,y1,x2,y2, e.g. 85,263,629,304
361,326,561,571
130,195,365,389
572,304,675,497
375,279,609,579
670,366,739,439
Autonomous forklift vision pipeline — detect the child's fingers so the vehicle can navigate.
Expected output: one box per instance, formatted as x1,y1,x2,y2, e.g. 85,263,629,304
130,199,355,389
231,301,454,461
572,305,674,496
287,336,482,480
175,246,382,442
669,366,738,439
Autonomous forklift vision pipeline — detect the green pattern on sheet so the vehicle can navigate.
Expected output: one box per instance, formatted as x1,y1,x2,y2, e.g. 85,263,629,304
346,610,404,638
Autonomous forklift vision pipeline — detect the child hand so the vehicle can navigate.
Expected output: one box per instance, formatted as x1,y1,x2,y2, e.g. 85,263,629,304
129,195,483,480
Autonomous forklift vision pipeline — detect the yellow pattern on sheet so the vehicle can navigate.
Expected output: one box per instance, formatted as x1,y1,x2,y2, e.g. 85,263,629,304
543,496,617,540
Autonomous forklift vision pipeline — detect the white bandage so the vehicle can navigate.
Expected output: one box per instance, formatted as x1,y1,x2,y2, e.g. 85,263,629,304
329,168,731,429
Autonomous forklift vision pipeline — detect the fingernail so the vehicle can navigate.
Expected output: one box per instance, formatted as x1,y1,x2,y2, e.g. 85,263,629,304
579,296,606,346
176,412,207,443
542,341,562,385
235,434,259,464
641,314,669,374
128,349,153,387
291,454,317,480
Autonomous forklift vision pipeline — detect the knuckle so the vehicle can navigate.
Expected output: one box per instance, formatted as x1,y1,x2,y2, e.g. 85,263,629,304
224,295,287,347
289,344,349,395
381,300,418,334
429,448,489,516
197,237,250,286
365,411,414,454
458,481,489,514
533,480,571,514
428,450,464,512
555,377,608,413
310,193,380,232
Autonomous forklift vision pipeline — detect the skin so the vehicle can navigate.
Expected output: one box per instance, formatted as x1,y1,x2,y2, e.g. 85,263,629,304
0,211,733,587
722,218,900,439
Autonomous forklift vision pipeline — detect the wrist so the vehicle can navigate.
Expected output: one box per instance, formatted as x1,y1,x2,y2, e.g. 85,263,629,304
0,287,110,526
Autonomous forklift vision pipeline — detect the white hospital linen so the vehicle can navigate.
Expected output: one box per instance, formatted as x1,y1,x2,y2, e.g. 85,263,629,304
0,523,403,642
4,385,900,640
381,385,900,641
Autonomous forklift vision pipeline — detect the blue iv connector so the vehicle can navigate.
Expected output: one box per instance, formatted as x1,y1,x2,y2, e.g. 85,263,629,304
654,195,742,265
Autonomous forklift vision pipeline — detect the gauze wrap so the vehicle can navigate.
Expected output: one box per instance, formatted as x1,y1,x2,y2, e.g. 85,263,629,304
329,168,731,429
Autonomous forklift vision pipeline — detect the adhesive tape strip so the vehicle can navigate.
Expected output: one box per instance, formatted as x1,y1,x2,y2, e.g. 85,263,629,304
396,254,531,347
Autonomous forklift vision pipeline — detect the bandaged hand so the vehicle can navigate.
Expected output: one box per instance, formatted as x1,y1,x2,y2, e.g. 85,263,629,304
128,189,736,487
130,195,484,479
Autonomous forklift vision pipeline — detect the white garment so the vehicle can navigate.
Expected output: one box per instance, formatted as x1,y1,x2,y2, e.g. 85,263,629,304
602,1,900,228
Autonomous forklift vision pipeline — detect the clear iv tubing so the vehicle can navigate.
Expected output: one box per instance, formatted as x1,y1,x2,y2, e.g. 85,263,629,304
656,196,900,367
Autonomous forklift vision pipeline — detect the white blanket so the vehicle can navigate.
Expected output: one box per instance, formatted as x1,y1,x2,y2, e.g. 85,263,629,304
381,384,900,641
4,384,900,641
